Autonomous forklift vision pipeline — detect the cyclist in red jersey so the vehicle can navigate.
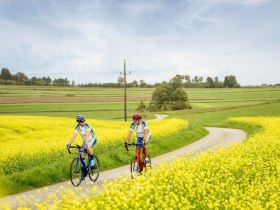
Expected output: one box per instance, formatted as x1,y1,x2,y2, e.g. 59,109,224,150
125,113,151,164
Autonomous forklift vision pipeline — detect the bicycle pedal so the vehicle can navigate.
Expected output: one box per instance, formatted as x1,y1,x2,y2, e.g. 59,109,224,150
90,165,97,170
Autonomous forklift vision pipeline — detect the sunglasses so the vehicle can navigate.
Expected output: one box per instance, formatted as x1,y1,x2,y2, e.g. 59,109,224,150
77,121,85,123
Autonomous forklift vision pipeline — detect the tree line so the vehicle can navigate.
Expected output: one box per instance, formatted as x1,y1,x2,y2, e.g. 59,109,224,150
0,68,74,86
1,67,241,88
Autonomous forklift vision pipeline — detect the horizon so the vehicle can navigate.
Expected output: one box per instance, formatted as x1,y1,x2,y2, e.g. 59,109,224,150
2,67,278,86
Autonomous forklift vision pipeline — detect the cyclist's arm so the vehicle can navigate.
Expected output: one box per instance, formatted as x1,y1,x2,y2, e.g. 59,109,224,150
68,131,78,144
143,128,149,142
126,130,133,143
85,129,90,144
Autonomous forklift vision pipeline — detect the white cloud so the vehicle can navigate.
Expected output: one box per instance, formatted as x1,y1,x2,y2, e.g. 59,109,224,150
0,0,279,85
176,0,270,29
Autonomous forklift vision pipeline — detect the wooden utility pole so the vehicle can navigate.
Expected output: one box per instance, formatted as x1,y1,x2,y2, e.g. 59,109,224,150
124,59,127,121
121,59,131,121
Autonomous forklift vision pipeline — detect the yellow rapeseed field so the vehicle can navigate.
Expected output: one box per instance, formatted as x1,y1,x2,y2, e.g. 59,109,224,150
11,116,279,210
0,115,188,176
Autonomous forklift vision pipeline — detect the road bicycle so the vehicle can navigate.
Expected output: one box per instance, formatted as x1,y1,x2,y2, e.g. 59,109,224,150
125,142,152,179
67,145,100,186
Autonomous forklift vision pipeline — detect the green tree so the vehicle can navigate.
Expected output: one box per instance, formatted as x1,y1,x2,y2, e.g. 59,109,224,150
29,77,45,86
13,72,28,85
214,77,223,88
170,88,190,110
0,68,13,81
150,75,191,111
192,76,199,83
150,82,170,110
170,74,184,90
198,76,204,83
42,76,52,86
53,78,70,86
206,77,215,88
30,77,37,86
131,80,138,87
117,76,124,87
140,80,147,88
184,74,192,87
223,75,240,88
192,76,205,87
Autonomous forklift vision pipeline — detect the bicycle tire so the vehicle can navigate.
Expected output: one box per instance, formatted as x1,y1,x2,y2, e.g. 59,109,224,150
130,156,140,179
89,155,100,182
70,158,82,187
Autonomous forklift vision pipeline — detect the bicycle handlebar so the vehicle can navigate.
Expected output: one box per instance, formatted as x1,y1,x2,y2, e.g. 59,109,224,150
124,142,144,151
67,145,82,154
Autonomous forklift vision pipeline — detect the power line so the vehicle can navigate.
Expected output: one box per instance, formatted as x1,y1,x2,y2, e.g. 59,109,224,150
24,71,120,75
0,57,75,61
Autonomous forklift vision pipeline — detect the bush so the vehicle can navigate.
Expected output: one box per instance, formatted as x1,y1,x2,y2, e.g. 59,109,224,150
135,101,146,112
150,75,191,111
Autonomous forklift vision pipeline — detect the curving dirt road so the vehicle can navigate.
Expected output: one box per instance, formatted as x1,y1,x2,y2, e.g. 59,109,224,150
0,116,246,209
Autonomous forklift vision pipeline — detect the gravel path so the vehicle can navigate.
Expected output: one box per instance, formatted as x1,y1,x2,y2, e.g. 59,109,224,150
0,115,246,208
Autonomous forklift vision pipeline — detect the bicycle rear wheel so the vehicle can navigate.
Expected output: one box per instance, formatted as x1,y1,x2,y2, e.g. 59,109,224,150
70,158,82,187
130,156,140,179
89,155,100,182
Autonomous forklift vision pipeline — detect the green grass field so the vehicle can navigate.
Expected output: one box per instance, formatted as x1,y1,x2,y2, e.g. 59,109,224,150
0,86,279,119
0,85,279,196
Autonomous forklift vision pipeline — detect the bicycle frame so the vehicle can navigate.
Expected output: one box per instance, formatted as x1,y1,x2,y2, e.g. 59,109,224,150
134,145,145,171
67,144,100,185
125,142,151,178
68,145,88,167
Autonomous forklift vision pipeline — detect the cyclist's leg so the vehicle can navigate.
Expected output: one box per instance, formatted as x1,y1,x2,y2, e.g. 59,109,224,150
133,147,140,170
136,137,145,167
80,150,87,166
86,138,97,155
144,134,151,162
87,138,97,166
80,150,88,178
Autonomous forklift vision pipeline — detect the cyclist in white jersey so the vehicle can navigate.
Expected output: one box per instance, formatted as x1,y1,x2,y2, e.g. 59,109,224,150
125,113,151,164
66,114,97,172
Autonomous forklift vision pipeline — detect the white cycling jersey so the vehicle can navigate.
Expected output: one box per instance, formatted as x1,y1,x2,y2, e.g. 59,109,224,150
129,120,150,138
74,122,97,142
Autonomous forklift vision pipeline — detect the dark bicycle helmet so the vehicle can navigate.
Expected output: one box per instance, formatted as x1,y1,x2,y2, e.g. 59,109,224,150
76,114,85,122
132,113,142,120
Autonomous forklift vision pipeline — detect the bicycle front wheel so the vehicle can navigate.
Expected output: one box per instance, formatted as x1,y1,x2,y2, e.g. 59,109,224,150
70,158,82,187
89,155,100,182
130,156,140,179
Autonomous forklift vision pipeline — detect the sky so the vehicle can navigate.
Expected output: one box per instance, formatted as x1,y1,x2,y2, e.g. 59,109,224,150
0,0,279,85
